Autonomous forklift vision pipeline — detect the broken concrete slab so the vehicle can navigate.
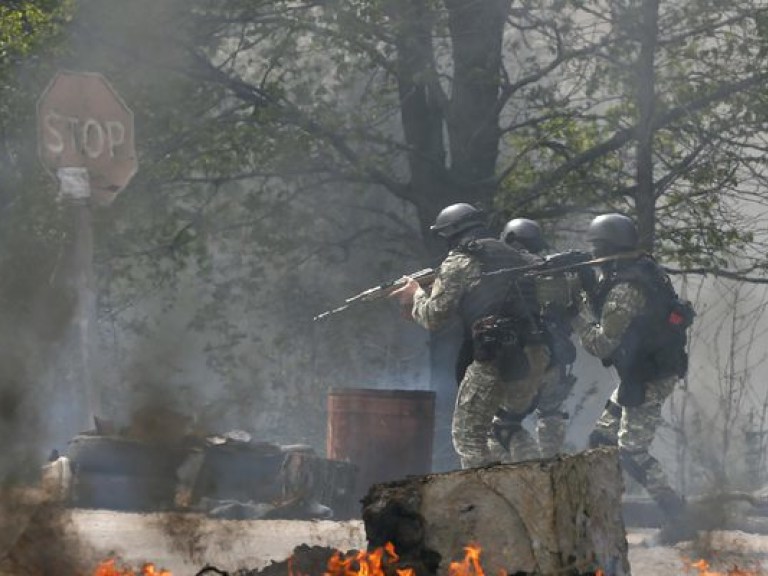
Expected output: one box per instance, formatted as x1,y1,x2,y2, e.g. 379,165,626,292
362,447,630,576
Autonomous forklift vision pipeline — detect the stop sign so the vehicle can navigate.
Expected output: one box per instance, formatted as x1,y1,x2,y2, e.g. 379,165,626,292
37,71,137,205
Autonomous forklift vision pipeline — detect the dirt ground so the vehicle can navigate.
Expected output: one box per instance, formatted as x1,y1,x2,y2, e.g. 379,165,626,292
55,511,768,575
627,529,768,574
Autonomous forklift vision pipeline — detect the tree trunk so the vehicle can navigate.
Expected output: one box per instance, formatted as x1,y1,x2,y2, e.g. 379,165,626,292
445,0,510,210
362,448,630,576
633,0,660,251
389,0,512,472
388,0,454,249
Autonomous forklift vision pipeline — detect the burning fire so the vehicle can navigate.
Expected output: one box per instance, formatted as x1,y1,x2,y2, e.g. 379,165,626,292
685,559,763,576
447,545,485,576
314,542,604,576
315,542,489,576
93,558,171,576
319,541,415,576
96,541,610,576
319,542,496,576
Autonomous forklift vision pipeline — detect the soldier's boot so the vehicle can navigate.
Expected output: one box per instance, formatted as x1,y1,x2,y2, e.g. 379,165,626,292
638,491,699,547
619,448,697,546
536,410,568,458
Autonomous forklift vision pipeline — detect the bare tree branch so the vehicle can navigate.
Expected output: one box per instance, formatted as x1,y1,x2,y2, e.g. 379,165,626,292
513,71,768,207
187,51,413,202
665,266,768,284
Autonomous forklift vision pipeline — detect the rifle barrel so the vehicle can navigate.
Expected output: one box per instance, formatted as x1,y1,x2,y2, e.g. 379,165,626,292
313,267,436,322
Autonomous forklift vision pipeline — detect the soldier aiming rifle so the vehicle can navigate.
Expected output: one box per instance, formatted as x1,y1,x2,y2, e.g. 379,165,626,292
313,268,437,321
314,248,635,323
389,203,556,467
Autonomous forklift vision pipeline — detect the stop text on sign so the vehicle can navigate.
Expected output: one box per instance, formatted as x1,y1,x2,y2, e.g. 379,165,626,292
37,71,137,205
42,111,127,160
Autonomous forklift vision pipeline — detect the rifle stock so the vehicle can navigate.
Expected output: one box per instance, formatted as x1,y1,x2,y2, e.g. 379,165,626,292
313,268,436,321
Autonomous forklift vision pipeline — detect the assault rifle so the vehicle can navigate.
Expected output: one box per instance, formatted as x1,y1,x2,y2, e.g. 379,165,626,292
539,249,594,272
313,268,437,321
483,249,645,278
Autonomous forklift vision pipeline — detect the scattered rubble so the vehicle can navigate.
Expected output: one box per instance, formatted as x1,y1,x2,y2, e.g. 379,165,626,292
193,449,627,576
48,422,357,521
195,544,341,576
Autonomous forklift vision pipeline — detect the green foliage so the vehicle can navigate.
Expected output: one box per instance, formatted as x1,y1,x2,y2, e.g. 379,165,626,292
58,0,768,410
4,0,768,447
495,0,768,269
496,113,629,219
0,0,74,328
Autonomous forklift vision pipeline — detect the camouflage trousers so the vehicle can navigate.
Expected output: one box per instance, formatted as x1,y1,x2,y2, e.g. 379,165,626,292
535,365,576,458
453,344,551,468
590,375,683,514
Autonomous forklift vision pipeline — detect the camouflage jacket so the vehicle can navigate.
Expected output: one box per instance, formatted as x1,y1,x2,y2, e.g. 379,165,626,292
573,281,647,360
412,250,481,331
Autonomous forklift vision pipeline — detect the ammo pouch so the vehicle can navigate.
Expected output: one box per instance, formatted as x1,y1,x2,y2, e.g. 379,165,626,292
664,298,693,378
472,316,518,362
668,298,695,330
471,316,530,380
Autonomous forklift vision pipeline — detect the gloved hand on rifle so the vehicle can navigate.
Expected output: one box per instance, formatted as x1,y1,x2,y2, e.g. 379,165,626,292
389,276,421,318
564,266,597,318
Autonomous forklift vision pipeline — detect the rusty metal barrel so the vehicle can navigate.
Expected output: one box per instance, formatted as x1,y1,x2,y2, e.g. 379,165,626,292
327,388,435,503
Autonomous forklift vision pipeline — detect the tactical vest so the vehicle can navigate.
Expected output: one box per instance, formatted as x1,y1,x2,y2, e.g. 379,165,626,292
594,256,692,387
455,238,541,333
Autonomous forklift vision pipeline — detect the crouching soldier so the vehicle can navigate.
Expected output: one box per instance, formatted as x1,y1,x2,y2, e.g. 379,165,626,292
572,213,695,544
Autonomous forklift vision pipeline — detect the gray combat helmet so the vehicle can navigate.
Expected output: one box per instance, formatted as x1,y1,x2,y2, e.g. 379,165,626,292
586,213,638,251
500,218,546,253
430,203,485,239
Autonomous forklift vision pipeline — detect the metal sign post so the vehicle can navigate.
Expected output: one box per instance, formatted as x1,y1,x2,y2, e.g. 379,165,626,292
37,71,137,430
57,167,97,420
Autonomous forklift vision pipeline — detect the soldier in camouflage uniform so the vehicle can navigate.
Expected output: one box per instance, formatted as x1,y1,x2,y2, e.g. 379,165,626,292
573,213,695,544
501,218,578,458
391,204,552,468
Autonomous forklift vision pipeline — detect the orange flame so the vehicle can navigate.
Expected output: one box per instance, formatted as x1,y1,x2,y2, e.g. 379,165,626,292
448,544,484,576
310,542,606,576
93,558,172,576
319,542,415,576
685,558,763,576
